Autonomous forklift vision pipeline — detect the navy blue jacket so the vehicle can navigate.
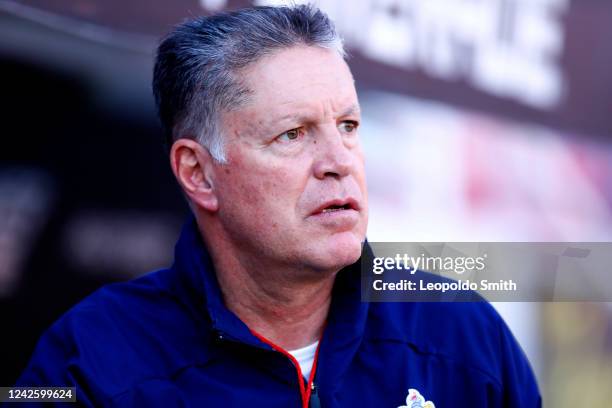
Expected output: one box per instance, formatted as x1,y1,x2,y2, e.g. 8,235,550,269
16,220,541,407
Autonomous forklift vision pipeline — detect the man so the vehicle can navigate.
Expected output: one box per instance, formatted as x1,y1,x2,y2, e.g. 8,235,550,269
16,5,540,407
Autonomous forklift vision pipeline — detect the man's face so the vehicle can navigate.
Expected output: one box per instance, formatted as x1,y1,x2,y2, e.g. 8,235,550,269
213,45,368,276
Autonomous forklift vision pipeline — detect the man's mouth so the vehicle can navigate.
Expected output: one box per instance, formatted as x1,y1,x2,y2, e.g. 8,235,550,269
312,198,359,216
321,204,352,213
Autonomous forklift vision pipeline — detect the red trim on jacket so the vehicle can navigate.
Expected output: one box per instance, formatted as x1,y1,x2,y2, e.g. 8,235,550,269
251,330,321,408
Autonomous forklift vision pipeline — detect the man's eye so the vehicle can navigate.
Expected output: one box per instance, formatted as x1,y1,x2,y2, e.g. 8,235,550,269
277,128,303,141
339,120,359,133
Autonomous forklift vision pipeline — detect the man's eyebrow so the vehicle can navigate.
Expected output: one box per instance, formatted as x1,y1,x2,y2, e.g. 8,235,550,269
276,112,305,123
340,104,361,117
282,104,362,120
269,103,362,129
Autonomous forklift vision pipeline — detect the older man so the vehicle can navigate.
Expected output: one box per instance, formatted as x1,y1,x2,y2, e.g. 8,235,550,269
16,5,540,407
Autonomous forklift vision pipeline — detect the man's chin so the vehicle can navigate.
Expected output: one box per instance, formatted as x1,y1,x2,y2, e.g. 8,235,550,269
305,233,363,272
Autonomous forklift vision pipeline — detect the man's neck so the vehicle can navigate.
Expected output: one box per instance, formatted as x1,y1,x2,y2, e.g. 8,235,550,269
199,223,336,351
217,266,335,350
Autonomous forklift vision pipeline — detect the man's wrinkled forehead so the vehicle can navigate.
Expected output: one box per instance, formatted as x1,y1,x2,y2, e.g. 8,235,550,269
241,46,355,95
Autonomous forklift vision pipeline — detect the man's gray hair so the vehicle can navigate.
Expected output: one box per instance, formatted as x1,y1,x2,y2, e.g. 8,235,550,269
152,4,345,163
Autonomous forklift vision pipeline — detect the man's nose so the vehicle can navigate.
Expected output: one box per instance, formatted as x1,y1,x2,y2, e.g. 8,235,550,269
312,125,355,180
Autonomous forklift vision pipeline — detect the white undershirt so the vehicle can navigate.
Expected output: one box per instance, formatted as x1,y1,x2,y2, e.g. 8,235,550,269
288,341,319,380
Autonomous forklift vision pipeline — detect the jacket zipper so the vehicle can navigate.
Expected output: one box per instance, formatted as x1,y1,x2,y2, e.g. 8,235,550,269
309,382,321,408
250,330,322,408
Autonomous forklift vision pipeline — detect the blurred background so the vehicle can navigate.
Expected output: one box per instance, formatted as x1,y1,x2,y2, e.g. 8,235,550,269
1,0,611,405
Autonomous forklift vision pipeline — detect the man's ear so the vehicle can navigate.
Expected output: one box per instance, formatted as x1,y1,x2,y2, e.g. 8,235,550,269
170,138,219,212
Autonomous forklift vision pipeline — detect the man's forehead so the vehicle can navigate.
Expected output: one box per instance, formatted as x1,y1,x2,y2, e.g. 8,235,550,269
224,45,360,133
241,46,355,93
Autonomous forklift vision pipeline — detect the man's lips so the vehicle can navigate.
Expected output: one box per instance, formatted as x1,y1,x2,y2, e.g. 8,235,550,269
310,198,360,216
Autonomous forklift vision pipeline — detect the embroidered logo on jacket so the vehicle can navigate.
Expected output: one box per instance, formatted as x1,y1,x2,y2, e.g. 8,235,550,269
398,388,435,408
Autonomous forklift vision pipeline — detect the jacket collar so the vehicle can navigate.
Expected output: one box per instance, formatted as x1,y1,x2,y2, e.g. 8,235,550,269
171,217,262,348
171,216,372,353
